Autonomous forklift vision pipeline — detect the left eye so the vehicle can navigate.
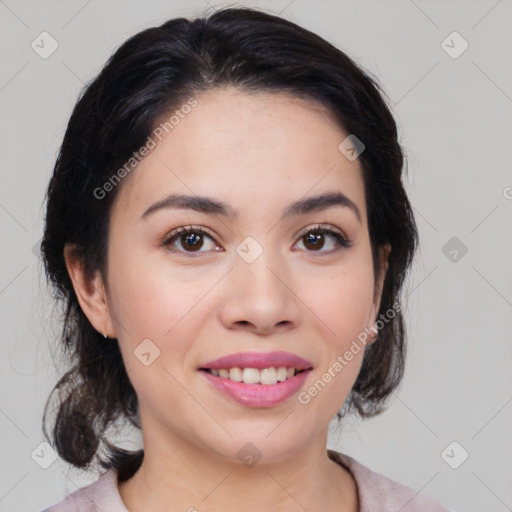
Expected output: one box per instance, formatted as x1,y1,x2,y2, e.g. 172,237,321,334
294,227,351,253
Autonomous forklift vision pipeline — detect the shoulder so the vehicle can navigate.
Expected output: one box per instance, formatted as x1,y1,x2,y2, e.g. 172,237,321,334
40,468,128,512
328,450,456,512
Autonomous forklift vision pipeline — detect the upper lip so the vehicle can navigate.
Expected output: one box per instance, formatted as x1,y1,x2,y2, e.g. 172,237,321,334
200,351,313,370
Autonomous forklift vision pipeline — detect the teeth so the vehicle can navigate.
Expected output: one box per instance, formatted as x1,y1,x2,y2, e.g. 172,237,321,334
229,367,243,382
260,367,277,385
209,366,299,384
242,367,260,384
277,367,287,382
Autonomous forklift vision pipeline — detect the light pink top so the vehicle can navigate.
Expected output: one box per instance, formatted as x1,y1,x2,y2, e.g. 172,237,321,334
41,450,454,511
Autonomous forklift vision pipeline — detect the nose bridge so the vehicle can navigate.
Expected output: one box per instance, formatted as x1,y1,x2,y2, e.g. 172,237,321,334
233,234,286,295
218,234,301,332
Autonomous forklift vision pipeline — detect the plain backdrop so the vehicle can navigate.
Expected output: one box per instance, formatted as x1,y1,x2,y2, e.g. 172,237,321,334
1,1,511,511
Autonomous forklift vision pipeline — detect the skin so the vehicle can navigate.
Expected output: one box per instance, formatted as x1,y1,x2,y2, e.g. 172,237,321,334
64,87,390,512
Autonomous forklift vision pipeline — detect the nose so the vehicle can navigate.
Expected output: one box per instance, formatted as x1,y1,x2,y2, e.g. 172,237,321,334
218,247,302,336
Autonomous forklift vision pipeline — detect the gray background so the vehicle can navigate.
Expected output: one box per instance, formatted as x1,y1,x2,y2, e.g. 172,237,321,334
1,1,511,511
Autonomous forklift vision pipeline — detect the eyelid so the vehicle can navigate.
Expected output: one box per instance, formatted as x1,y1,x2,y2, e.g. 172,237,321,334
295,223,347,240
161,225,218,246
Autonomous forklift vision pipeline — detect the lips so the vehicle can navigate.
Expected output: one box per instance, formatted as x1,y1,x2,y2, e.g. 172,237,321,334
200,351,313,371
198,351,313,407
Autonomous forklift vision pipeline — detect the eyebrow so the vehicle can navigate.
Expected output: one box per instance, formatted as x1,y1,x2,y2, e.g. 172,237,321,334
141,191,362,224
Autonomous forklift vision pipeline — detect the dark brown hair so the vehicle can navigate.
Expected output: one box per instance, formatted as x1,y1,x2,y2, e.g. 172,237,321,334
41,6,418,482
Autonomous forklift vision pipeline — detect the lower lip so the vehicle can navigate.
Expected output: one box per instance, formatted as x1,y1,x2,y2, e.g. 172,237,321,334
201,370,312,407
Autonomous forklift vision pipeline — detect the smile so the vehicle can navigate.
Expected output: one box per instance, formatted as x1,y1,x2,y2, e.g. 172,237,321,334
198,351,313,407
202,366,304,385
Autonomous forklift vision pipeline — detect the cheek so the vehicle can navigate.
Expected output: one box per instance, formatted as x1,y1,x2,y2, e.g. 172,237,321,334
297,262,373,414
107,264,205,412
107,251,217,359
296,253,375,346
106,238,172,329
330,274,374,341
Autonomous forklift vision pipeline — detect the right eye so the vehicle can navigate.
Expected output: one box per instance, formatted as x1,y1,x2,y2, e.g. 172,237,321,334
161,226,223,255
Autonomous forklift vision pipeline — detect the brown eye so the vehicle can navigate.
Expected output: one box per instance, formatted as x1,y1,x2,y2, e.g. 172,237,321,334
180,232,204,251
303,232,326,251
296,226,351,253
162,226,220,254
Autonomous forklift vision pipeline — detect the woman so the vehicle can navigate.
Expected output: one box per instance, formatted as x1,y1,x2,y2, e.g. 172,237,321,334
40,6,452,511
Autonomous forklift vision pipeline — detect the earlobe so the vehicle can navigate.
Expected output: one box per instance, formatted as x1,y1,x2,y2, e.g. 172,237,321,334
63,243,116,338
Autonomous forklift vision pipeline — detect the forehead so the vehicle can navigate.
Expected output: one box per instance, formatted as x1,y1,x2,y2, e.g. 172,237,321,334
111,87,367,224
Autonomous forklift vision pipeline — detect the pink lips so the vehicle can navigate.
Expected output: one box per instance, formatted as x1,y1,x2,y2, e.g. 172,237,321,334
199,351,313,408
200,351,313,371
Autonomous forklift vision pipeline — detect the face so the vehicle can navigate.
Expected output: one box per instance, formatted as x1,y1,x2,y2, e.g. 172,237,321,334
96,87,387,464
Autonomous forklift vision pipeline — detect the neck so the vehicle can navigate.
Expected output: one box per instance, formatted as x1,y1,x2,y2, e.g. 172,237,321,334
117,426,358,512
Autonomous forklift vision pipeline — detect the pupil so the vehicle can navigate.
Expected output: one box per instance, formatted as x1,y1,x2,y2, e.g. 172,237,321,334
183,233,202,251
305,232,323,250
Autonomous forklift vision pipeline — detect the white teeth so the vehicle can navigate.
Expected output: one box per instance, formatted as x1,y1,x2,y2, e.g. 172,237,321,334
209,366,299,384
276,367,287,382
229,367,243,382
242,367,260,384
260,367,277,385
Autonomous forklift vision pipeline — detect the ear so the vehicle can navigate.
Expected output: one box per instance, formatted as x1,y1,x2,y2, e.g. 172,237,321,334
63,243,116,338
366,243,391,338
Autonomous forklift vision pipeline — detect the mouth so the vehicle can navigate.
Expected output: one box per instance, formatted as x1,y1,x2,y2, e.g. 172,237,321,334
199,366,310,385
198,351,313,407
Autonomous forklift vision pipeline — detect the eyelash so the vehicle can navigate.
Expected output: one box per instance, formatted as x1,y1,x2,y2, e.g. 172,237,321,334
161,224,352,256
